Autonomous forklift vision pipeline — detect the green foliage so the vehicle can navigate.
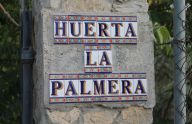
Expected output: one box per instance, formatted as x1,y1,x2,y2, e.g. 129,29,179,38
153,23,172,55
148,0,173,56
0,0,20,124
149,0,192,123
186,1,192,123
154,23,171,43
148,0,174,123
148,0,173,7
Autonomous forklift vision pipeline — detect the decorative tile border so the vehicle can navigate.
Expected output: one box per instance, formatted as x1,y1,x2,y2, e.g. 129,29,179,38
84,44,112,50
54,38,137,44
50,95,148,104
49,73,147,80
54,15,137,22
84,67,112,73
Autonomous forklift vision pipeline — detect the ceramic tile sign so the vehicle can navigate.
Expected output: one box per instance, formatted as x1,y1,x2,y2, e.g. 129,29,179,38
50,14,148,104
53,15,137,44
49,73,147,103
84,44,112,73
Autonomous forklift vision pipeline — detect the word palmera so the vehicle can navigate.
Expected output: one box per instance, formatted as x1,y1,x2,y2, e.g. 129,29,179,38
54,21,137,38
50,79,147,97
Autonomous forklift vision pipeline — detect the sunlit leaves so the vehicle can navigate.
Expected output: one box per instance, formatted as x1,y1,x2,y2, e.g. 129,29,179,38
153,23,172,55
148,0,174,123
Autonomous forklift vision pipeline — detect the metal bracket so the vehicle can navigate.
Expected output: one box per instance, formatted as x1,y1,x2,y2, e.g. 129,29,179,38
21,48,34,64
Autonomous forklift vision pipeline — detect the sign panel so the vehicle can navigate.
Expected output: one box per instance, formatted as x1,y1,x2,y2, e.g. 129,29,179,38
50,14,148,104
49,73,147,103
53,15,137,44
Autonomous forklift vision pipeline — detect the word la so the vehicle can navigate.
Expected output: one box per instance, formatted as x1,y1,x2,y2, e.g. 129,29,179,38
84,50,112,68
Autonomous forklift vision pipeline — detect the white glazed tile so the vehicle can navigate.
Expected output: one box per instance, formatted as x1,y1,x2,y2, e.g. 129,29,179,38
84,50,99,67
79,79,93,96
96,22,111,38
82,21,97,38
64,80,79,97
68,21,83,38
92,79,107,96
98,50,112,67
133,79,147,95
54,21,68,38
119,79,134,96
110,22,124,38
50,80,65,97
107,79,120,96
123,22,137,38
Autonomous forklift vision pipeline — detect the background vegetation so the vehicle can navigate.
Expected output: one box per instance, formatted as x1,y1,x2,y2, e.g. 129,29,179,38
148,0,192,123
0,0,191,123
0,0,20,124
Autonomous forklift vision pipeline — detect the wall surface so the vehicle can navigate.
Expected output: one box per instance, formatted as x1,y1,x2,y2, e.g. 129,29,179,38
33,0,155,124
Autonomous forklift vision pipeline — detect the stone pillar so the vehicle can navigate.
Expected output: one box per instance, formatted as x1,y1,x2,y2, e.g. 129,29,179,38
33,0,155,124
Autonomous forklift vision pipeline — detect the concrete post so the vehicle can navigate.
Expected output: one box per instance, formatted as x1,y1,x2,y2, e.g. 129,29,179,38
33,0,155,124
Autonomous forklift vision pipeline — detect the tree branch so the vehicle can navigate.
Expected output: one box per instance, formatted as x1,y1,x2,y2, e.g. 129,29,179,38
0,3,20,27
